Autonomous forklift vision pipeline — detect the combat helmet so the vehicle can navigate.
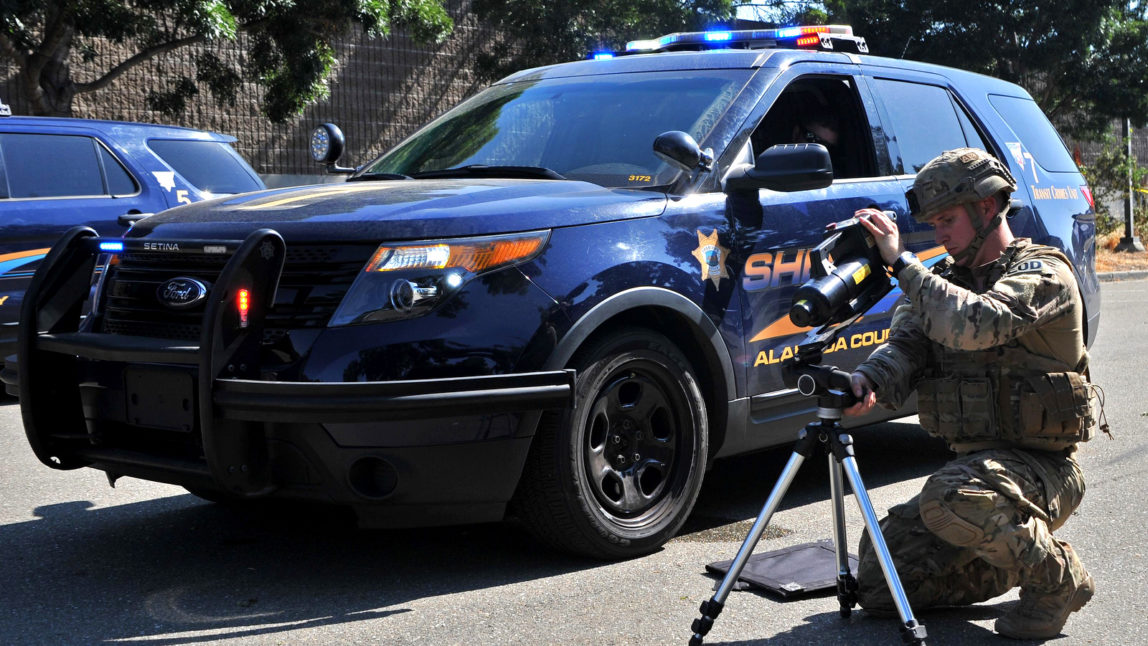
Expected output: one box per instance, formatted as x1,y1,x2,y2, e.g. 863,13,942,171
906,147,1017,263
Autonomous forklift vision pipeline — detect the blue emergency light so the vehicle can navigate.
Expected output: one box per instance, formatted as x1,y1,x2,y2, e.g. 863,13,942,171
99,240,124,253
620,24,864,55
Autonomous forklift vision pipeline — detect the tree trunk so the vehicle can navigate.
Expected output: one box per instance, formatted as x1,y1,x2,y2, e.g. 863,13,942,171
23,22,76,116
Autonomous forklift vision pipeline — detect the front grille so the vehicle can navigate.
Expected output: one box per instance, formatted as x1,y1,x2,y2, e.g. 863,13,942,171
101,244,376,341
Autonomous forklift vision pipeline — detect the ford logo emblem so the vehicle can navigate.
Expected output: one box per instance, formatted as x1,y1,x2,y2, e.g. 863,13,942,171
157,277,209,310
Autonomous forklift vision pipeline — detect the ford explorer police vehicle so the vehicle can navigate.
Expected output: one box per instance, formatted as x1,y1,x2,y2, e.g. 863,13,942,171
7,26,1099,559
0,108,264,358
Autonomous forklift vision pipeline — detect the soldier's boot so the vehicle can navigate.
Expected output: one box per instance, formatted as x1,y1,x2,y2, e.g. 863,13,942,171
995,543,1094,640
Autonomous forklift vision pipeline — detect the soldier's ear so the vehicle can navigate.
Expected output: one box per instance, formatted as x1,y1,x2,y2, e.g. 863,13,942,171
977,195,998,221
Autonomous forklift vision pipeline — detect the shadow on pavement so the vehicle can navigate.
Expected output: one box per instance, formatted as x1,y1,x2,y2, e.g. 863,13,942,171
0,493,603,645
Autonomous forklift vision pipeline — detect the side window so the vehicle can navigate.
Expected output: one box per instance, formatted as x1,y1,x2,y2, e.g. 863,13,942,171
749,75,877,180
0,133,106,198
97,144,139,196
874,79,986,174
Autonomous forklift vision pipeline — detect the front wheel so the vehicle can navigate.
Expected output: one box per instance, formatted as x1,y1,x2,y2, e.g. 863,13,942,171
513,328,708,559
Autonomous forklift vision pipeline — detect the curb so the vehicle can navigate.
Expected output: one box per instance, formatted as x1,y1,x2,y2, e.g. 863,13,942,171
1098,270,1148,282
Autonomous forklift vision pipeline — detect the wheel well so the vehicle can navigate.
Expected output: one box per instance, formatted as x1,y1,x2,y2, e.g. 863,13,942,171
571,307,731,457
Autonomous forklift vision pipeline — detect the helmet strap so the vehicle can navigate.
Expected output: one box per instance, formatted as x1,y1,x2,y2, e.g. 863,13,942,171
951,200,1003,264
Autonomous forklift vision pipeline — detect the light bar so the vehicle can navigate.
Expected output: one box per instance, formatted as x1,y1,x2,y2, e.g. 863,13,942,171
99,241,124,253
624,25,860,54
591,52,615,60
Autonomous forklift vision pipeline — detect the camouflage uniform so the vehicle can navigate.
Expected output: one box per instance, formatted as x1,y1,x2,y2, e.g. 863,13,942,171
852,148,1095,637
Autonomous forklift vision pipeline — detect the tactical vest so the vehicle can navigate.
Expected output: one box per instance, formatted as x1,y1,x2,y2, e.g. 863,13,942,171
915,243,1095,453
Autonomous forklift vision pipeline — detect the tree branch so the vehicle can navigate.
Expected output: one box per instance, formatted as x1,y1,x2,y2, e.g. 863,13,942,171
72,14,277,96
74,32,207,94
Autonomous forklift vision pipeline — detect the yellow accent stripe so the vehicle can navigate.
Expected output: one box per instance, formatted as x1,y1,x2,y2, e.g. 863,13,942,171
747,245,948,344
236,183,384,210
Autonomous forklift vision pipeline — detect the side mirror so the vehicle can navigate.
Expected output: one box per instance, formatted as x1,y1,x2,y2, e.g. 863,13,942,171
724,143,833,193
654,131,714,172
310,123,354,173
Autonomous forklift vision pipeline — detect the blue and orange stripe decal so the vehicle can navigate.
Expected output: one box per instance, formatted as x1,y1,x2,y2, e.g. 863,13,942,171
748,245,949,343
0,248,49,278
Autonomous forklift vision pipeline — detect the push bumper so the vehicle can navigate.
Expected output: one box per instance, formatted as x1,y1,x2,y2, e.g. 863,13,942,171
6,227,574,523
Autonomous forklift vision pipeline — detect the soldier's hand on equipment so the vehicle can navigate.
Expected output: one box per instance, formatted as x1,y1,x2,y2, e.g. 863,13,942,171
844,371,877,416
855,208,904,266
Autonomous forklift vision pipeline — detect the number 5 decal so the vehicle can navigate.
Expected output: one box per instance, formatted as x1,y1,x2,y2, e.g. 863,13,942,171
176,189,192,205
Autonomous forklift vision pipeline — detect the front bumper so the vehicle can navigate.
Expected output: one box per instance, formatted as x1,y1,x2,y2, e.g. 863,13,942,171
6,227,574,526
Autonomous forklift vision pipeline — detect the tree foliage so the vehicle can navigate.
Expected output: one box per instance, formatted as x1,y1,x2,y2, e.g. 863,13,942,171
820,0,1148,139
1078,127,1148,236
1,0,454,122
470,0,735,82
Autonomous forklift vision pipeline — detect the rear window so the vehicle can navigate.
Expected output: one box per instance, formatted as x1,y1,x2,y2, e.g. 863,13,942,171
988,94,1078,173
147,140,262,194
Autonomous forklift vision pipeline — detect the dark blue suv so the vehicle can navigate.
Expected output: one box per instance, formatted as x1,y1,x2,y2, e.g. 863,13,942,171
7,26,1099,559
0,109,264,356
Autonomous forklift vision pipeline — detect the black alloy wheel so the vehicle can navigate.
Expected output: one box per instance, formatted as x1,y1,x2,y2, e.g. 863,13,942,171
513,327,708,559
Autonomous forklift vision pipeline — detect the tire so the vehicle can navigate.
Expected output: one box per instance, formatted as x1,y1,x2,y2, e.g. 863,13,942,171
513,327,708,559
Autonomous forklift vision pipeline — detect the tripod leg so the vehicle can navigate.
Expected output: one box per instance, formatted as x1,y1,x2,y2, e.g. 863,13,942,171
838,447,928,645
828,455,857,617
689,430,818,645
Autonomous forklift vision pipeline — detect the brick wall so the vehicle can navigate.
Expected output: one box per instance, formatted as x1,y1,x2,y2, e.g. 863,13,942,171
1,0,500,181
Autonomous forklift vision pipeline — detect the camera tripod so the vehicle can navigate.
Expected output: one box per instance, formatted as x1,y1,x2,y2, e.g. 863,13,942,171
688,360,927,645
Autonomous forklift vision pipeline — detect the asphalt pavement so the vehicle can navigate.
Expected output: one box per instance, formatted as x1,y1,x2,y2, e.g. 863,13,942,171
0,278,1145,645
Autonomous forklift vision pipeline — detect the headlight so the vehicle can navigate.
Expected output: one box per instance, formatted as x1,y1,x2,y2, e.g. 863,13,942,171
329,230,550,326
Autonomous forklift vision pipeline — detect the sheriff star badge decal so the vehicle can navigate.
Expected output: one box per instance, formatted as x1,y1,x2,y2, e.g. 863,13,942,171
691,229,729,289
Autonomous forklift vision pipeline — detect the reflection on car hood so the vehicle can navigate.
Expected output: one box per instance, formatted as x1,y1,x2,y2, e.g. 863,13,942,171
129,178,668,241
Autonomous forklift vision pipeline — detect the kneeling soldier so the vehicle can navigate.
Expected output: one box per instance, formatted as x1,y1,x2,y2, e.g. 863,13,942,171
845,148,1099,639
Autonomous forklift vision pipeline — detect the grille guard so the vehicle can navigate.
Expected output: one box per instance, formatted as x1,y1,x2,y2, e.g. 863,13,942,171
14,226,575,496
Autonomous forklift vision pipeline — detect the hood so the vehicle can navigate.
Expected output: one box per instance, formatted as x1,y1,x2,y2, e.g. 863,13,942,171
129,178,668,242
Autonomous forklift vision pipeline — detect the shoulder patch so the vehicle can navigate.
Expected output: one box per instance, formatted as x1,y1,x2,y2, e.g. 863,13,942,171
1007,259,1045,274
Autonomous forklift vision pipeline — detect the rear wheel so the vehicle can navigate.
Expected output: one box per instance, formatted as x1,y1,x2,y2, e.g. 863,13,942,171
513,328,708,559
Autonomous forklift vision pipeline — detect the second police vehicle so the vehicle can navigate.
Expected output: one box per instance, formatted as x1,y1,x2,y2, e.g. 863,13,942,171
8,26,1099,559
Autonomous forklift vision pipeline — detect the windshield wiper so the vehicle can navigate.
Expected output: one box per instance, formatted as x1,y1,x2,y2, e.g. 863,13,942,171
347,172,413,182
409,165,567,181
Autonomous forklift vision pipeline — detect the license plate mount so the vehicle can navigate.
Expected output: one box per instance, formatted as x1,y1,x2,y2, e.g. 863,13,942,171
125,367,196,432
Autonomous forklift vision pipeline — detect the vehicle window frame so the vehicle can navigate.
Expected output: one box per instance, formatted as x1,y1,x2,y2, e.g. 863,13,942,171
94,139,141,198
716,62,894,190
146,138,264,195
747,72,880,181
0,131,119,201
0,138,10,199
866,74,1001,177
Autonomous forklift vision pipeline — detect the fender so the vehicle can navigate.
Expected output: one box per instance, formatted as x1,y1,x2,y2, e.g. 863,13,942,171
540,287,740,459
544,286,736,391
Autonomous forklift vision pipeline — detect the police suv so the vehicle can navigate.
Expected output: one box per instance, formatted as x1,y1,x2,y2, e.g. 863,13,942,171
0,107,264,358
7,26,1099,559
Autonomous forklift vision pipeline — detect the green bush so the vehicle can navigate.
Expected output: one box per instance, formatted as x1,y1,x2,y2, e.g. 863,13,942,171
1078,128,1148,241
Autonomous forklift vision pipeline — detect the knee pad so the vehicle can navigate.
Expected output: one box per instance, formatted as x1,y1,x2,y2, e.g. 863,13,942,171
919,497,986,547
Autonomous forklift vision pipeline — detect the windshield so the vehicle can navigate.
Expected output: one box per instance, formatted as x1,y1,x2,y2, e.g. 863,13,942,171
361,70,751,188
